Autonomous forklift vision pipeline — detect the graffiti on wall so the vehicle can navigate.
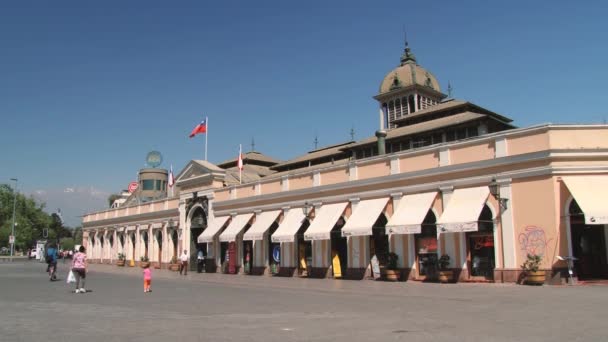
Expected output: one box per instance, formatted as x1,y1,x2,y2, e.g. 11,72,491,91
518,226,552,256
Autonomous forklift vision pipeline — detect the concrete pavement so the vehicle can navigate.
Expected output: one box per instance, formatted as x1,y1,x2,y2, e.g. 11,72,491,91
1,261,605,341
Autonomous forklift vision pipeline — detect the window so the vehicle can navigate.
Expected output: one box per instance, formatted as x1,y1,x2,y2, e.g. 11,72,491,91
408,95,415,114
467,126,479,137
142,180,154,190
457,128,467,140
155,180,161,190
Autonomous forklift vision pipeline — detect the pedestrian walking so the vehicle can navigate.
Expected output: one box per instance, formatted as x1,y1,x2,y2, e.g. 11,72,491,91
197,249,205,273
71,246,88,293
143,263,152,293
179,250,189,275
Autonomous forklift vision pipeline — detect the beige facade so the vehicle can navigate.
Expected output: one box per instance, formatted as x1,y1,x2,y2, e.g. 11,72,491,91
83,125,608,283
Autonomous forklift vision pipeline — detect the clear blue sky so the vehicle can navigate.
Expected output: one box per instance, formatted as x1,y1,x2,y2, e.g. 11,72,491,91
1,1,607,225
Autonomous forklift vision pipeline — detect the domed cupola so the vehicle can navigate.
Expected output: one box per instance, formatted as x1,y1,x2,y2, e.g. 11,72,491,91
374,40,446,129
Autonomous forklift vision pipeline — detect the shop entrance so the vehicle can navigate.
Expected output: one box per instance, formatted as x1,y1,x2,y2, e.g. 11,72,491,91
330,218,347,278
155,230,162,268
466,205,495,280
189,206,207,271
569,201,608,279
170,230,178,260
370,214,389,274
243,240,253,274
296,220,311,277
415,211,438,279
268,222,280,275
130,232,136,262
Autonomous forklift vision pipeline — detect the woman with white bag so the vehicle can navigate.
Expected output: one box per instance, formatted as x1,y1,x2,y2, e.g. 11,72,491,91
71,246,88,293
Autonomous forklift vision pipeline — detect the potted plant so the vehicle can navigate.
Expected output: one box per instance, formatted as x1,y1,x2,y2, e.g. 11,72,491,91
116,253,126,266
521,254,545,285
169,255,180,271
437,254,454,283
381,252,400,281
140,255,150,268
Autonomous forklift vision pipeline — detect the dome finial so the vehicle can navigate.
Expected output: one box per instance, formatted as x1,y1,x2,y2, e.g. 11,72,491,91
400,31,416,66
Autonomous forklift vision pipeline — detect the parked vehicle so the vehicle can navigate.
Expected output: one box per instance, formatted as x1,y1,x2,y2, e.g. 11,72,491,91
29,248,38,259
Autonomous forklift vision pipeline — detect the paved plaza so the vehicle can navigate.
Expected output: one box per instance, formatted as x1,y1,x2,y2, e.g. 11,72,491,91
1,261,606,341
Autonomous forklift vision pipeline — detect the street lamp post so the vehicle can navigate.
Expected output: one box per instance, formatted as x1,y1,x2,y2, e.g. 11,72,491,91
10,178,18,257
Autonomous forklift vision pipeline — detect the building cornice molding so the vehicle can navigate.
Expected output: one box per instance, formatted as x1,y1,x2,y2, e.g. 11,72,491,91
213,148,608,214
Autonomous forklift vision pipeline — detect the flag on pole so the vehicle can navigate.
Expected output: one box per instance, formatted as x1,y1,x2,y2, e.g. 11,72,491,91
168,165,175,187
237,146,244,171
189,119,207,138
238,144,243,184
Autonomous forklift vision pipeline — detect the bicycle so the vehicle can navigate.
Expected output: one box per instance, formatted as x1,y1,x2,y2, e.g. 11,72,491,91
48,263,57,281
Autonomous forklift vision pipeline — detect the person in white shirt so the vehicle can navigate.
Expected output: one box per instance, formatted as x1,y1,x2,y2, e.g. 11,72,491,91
179,250,189,275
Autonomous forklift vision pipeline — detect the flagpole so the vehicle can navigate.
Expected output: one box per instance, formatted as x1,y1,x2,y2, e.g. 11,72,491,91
205,116,208,161
239,144,242,184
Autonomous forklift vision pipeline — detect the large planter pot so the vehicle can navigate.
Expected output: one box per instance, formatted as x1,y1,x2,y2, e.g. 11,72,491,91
116,260,125,267
525,270,545,285
382,269,400,281
438,270,454,283
169,263,180,271
140,261,151,268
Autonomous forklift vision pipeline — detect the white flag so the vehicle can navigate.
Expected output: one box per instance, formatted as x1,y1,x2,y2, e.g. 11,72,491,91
168,165,175,187
237,145,243,171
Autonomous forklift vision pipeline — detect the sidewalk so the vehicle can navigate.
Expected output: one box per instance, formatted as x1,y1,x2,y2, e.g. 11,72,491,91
88,263,526,300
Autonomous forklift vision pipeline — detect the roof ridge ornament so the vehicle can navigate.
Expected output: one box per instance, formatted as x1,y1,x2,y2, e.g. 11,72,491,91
400,33,417,66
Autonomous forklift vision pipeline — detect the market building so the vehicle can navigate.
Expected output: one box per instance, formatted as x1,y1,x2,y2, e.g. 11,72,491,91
82,42,608,284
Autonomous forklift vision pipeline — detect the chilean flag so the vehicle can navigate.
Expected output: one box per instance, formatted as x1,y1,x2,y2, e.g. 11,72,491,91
189,119,207,138
168,165,175,187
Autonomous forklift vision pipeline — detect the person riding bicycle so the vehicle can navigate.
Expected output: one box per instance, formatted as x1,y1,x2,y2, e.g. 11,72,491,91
46,243,59,281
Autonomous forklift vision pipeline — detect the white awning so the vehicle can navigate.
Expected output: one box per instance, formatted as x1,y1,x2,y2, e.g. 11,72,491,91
437,187,490,233
563,176,608,224
271,209,306,243
386,192,437,234
304,202,348,241
243,210,282,241
341,198,390,237
197,216,230,243
219,213,254,242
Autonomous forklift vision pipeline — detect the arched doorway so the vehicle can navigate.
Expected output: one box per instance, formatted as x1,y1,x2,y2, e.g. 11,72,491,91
99,235,105,262
130,232,136,263
296,219,311,277
118,233,125,252
155,230,163,268
466,205,495,280
330,217,347,278
415,211,438,279
267,222,280,275
141,231,149,258
171,230,178,260
108,233,114,262
569,200,608,279
370,214,389,276
189,206,207,272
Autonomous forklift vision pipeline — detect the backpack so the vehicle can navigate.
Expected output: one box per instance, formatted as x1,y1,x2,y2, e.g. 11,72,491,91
45,249,53,263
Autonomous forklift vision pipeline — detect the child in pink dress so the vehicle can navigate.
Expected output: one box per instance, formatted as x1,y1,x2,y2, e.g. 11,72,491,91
143,264,152,293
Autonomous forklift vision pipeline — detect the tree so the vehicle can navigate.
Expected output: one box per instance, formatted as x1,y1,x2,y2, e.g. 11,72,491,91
0,184,52,251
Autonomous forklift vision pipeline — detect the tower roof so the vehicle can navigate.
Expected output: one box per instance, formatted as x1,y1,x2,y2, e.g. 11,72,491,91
378,42,441,95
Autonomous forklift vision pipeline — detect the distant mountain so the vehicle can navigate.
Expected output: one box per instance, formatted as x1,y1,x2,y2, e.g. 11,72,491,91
31,186,110,227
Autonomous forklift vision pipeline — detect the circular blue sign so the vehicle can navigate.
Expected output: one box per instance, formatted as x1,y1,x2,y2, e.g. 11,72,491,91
146,151,163,168
272,245,281,263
